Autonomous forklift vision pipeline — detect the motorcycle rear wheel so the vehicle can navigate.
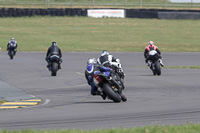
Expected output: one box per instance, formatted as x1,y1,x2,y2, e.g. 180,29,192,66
155,61,161,76
51,62,58,76
103,83,121,103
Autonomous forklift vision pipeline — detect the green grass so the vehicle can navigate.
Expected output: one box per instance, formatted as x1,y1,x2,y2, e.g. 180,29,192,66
0,0,200,9
1,124,200,133
0,16,200,52
165,66,200,69
0,100,6,104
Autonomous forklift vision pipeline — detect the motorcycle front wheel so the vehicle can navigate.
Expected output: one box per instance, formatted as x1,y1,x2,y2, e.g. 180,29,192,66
9,50,14,59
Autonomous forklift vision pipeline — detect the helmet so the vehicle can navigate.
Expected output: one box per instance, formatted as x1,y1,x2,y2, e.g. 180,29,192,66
87,58,97,64
52,42,57,47
148,41,154,47
101,50,109,56
11,38,15,43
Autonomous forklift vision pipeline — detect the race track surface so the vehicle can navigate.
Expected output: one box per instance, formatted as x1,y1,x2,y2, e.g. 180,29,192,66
0,52,200,130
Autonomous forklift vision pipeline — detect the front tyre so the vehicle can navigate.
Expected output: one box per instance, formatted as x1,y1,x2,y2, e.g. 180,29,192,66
103,83,121,103
9,50,14,59
51,62,58,76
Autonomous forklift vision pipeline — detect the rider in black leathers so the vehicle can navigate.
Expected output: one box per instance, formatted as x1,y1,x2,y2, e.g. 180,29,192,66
97,50,125,87
45,42,62,69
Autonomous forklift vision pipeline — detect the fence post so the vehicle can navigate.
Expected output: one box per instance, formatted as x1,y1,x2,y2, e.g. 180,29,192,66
140,0,143,7
92,0,94,6
125,0,127,6
46,0,50,8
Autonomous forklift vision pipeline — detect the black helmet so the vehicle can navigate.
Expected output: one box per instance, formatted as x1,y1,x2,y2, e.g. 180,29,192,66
52,42,57,47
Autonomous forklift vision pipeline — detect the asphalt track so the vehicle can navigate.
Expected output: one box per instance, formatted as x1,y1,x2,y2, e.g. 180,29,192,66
0,51,200,130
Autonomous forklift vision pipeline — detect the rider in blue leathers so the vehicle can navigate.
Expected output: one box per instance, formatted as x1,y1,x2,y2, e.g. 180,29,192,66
7,38,18,55
85,58,112,99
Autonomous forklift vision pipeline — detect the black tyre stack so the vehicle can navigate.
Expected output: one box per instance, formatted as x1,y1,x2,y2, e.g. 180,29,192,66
0,8,88,17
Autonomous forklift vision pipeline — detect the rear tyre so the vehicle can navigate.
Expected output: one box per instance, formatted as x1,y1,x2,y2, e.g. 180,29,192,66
155,61,161,76
103,83,121,103
51,62,58,76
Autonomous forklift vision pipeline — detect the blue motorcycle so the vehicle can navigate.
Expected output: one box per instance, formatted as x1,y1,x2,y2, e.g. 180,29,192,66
93,70,127,103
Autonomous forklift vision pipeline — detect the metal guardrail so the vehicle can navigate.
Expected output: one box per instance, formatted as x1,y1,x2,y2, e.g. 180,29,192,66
0,0,200,8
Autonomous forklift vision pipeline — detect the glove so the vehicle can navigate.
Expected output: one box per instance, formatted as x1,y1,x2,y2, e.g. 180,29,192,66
45,57,48,61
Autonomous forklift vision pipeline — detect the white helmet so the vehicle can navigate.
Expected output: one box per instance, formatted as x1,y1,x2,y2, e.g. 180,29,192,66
87,58,97,64
101,50,109,56
148,41,154,45
11,38,15,43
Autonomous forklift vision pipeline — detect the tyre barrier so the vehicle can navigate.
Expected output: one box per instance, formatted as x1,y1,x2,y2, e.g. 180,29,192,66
0,8,200,19
0,8,87,17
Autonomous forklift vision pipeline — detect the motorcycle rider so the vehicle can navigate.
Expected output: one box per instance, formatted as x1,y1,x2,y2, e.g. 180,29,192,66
7,38,17,55
144,41,164,67
97,50,125,84
45,42,62,70
85,58,112,100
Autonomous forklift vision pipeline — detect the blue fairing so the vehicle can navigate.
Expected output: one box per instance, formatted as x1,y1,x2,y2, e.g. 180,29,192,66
94,71,110,76
104,71,110,76
94,71,100,75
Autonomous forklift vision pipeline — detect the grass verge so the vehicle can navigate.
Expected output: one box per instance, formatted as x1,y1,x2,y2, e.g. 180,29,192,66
1,124,200,133
0,100,6,105
164,66,200,69
0,16,200,52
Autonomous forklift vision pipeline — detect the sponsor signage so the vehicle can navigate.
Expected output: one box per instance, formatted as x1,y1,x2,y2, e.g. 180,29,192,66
87,9,125,18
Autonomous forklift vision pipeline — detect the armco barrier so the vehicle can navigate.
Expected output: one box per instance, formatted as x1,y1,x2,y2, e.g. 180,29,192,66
0,8,200,19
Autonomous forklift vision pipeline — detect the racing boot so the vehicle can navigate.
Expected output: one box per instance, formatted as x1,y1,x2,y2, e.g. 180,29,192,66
97,91,106,100
121,93,127,102
147,60,152,67
159,59,164,67
58,64,61,69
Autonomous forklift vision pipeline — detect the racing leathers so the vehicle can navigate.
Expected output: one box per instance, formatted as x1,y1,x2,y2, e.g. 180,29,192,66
144,44,164,67
85,63,112,97
97,54,125,83
45,45,62,69
7,40,17,55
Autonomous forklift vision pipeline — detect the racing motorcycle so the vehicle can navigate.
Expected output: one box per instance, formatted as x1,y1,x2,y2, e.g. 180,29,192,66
8,44,17,60
93,70,127,103
147,50,162,76
48,55,61,76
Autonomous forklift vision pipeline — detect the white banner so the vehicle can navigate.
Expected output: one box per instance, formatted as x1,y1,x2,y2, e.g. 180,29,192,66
87,9,125,18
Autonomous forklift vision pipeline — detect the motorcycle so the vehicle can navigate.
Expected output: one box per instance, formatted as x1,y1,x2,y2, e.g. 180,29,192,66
148,50,162,76
93,70,127,103
49,55,61,76
8,45,16,60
